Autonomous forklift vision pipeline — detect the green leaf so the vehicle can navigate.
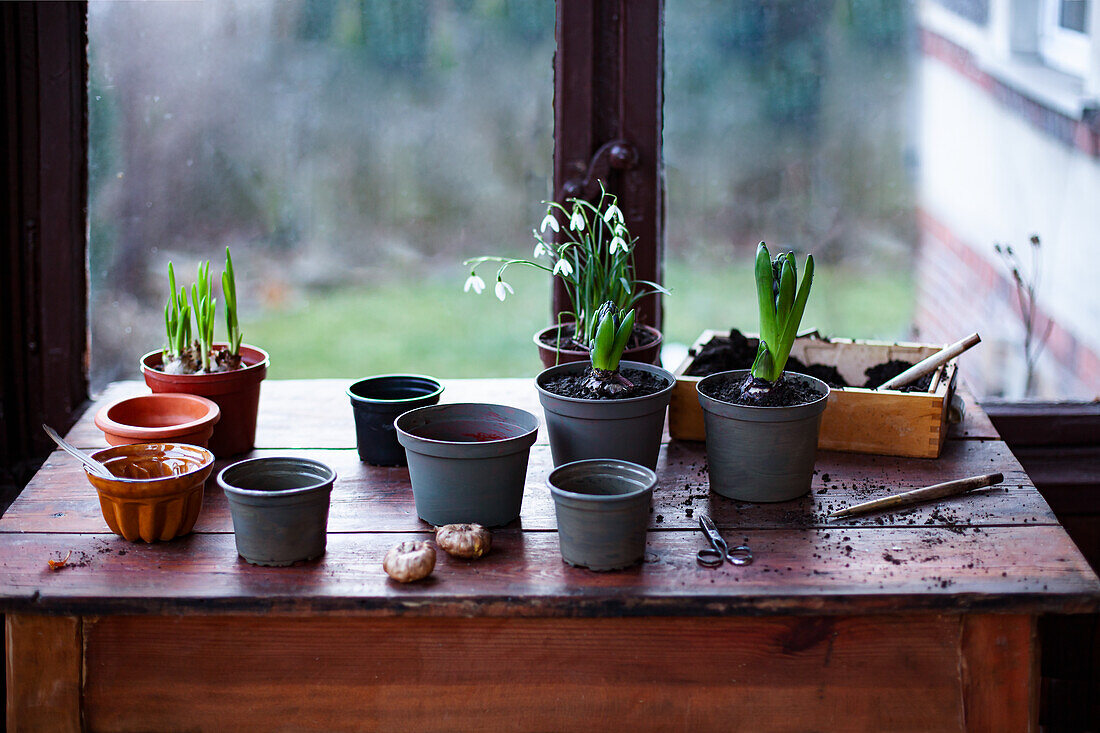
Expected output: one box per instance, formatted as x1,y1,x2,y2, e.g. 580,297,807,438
750,341,775,382
776,255,795,331
608,308,635,370
590,310,615,370
774,254,814,377
754,243,777,356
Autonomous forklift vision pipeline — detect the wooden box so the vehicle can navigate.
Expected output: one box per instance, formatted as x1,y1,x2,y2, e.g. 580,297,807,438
669,330,959,459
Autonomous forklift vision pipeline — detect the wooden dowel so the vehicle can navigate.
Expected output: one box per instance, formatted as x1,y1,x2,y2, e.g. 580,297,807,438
877,333,981,391
827,473,1004,519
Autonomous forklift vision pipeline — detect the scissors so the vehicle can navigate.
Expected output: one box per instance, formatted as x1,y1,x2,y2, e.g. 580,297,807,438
696,515,753,567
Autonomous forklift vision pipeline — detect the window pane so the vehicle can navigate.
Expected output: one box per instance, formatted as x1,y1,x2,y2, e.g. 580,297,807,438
1060,0,1088,32
89,0,553,390
665,1,1100,399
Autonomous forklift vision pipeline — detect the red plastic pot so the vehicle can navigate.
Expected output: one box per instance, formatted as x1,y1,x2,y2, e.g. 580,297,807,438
95,393,221,448
534,323,663,369
140,344,269,458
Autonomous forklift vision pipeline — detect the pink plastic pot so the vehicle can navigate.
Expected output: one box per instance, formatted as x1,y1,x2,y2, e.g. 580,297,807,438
95,393,221,448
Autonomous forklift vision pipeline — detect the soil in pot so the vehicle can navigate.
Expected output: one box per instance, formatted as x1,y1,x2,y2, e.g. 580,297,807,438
540,367,670,400
699,372,822,408
539,323,659,353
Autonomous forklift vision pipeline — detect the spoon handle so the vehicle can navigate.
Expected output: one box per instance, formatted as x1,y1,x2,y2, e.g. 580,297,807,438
41,424,112,478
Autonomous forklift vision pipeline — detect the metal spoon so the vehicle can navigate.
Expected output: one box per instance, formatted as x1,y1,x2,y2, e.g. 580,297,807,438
41,424,113,479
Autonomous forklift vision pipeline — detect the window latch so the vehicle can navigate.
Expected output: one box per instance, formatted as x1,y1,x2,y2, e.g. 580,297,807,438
561,139,638,201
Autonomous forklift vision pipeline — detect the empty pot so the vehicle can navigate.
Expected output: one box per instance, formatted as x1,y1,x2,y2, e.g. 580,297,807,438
347,375,443,466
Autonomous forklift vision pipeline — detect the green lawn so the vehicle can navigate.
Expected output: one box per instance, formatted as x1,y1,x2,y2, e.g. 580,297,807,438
242,257,915,379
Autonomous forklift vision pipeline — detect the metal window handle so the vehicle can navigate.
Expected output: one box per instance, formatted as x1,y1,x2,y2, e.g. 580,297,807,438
561,139,639,201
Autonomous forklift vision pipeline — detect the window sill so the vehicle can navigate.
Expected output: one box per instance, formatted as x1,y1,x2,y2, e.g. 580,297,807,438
981,52,1097,121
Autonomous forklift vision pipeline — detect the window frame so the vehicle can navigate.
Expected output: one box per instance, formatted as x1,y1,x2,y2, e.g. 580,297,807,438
1039,0,1092,77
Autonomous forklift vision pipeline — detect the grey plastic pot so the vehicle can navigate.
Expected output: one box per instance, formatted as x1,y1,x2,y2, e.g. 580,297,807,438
219,456,336,566
548,459,656,571
394,403,539,527
697,369,829,503
535,360,674,470
347,374,444,466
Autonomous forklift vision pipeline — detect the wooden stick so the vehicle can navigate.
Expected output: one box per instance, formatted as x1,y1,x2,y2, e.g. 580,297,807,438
827,473,1004,519
877,333,981,391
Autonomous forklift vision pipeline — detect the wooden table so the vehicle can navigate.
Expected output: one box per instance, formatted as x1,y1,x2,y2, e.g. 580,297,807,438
3,379,1099,732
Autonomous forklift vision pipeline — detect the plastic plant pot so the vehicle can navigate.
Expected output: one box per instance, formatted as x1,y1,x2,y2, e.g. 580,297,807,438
347,375,444,466
395,403,539,527
548,458,656,571
534,323,663,368
535,360,674,470
219,456,336,567
697,369,829,503
94,393,221,448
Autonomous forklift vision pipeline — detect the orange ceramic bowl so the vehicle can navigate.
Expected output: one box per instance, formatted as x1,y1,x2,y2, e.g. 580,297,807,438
94,393,220,448
86,443,214,542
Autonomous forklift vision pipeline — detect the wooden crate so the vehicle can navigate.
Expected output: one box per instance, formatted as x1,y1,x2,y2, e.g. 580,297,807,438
669,330,960,459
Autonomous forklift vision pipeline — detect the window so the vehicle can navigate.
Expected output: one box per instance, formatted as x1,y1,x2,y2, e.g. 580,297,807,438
1040,0,1091,76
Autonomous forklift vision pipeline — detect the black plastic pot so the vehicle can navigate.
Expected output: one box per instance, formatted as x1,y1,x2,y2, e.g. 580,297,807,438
219,456,336,566
395,403,539,527
697,370,829,502
347,375,443,466
548,459,656,571
535,360,674,469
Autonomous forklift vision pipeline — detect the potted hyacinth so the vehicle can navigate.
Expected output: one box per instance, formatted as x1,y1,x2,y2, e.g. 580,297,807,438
464,182,668,367
696,242,829,502
141,248,269,457
535,301,674,470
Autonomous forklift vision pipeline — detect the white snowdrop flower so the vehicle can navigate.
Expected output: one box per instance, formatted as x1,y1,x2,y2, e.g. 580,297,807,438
569,209,585,232
540,213,560,233
463,274,486,294
552,258,574,277
533,241,548,258
609,236,627,254
495,279,514,301
603,203,623,225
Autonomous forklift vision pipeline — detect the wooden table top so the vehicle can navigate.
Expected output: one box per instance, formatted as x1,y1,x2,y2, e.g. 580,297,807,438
1,378,1097,617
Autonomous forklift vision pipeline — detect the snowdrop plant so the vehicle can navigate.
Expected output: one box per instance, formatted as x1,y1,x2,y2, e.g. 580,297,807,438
463,182,667,348
160,248,247,374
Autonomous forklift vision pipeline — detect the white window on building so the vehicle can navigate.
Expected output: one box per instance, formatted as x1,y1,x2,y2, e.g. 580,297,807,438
1040,0,1091,76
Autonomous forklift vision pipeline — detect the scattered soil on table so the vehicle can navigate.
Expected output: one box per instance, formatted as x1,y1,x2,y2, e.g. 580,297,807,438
539,323,658,353
540,367,670,400
699,372,823,407
862,360,933,392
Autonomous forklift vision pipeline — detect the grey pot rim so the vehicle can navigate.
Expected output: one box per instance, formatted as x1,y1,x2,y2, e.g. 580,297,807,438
533,322,663,355
697,369,830,413
346,374,444,405
547,458,657,504
535,360,675,406
217,456,337,500
394,402,540,448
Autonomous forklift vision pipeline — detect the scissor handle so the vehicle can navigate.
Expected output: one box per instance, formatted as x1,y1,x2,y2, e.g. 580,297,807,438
696,547,726,567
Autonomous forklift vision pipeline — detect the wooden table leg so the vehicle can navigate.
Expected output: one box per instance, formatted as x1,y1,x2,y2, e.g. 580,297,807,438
5,614,82,733
960,614,1038,732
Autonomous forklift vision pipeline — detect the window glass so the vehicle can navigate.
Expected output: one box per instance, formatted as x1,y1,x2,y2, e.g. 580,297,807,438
89,0,554,390
1059,0,1089,32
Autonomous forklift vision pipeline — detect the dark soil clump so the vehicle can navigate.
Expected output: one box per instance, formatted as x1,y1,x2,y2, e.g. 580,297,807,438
863,360,933,392
685,329,758,376
699,372,823,407
541,367,669,400
540,323,657,353
786,356,849,388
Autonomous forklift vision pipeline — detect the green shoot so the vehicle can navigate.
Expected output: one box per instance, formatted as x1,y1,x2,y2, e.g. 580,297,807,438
750,242,814,384
589,301,636,373
164,262,192,360
222,247,242,356
191,259,217,372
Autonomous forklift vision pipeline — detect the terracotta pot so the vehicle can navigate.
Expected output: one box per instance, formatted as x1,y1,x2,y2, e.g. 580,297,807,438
534,323,663,368
94,393,220,448
140,344,269,458
86,442,214,542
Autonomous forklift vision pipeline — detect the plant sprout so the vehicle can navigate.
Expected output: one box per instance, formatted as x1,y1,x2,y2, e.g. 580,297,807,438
582,301,636,396
163,262,192,361
744,242,814,396
222,247,243,357
463,181,667,349
191,260,217,373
